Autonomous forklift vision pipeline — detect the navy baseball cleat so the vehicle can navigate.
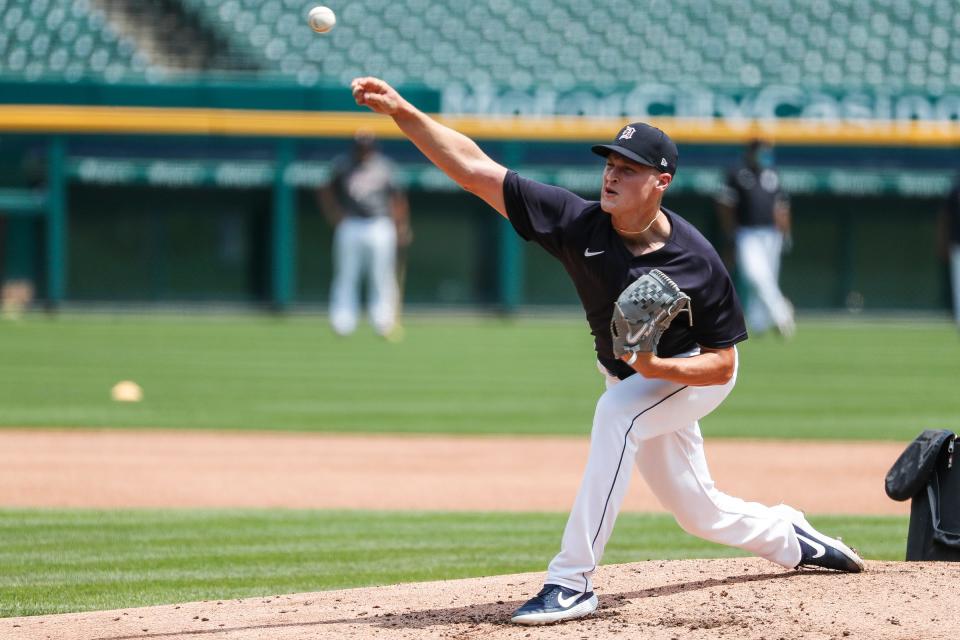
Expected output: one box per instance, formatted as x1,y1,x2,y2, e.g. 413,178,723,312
793,523,864,572
772,504,864,573
510,584,599,625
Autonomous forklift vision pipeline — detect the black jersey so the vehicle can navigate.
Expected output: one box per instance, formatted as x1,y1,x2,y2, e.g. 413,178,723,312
717,166,787,228
503,171,748,380
329,152,398,219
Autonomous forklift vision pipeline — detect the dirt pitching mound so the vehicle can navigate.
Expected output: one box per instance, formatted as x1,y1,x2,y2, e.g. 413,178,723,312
9,558,958,640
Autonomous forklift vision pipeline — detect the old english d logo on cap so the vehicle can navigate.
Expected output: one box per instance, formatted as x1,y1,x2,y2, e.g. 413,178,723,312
618,126,636,141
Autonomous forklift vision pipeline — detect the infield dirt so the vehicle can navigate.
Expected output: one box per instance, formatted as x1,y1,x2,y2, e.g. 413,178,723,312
0,429,909,514
8,558,958,640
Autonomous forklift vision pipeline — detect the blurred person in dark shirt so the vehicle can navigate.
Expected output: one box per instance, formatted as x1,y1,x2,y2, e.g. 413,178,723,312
715,140,795,338
318,132,410,337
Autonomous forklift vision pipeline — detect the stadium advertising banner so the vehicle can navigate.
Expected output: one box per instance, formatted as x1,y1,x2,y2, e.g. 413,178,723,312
441,84,960,122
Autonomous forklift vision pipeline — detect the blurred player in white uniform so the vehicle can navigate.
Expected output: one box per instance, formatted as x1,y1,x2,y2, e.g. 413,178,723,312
319,132,410,337
716,140,795,337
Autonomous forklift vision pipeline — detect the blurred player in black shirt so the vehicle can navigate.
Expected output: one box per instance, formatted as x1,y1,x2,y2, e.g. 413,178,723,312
716,140,796,337
318,132,411,337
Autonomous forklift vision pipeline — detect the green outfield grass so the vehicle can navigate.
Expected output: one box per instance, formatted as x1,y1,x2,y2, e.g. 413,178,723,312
0,508,907,618
0,313,956,439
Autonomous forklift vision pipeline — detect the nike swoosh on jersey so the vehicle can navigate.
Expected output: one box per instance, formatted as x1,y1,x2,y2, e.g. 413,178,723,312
796,533,826,558
556,591,580,608
584,249,604,257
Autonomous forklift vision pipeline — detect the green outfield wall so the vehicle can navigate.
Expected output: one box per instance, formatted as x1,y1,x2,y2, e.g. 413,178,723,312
0,134,953,313
46,181,945,312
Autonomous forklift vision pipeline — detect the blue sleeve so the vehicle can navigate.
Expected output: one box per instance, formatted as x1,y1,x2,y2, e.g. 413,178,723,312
502,171,587,258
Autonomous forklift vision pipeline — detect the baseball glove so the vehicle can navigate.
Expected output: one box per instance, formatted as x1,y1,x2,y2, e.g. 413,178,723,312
610,269,693,357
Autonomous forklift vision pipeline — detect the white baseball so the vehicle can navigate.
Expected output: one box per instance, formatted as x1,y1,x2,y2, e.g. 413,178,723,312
308,6,336,33
111,380,143,403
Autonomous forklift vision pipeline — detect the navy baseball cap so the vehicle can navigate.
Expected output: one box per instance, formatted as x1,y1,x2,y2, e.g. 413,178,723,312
591,123,679,176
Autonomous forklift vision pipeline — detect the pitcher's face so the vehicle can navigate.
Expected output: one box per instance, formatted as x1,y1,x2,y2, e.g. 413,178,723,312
600,153,670,216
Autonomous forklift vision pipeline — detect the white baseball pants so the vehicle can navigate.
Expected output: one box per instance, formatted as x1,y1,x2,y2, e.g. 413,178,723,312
546,350,803,594
950,245,960,325
329,216,398,336
736,227,794,335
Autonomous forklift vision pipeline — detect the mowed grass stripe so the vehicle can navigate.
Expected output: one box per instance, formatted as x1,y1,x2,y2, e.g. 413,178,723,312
0,509,907,618
0,314,957,438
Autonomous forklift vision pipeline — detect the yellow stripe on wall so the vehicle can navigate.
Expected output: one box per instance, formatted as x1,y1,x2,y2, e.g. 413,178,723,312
0,105,958,146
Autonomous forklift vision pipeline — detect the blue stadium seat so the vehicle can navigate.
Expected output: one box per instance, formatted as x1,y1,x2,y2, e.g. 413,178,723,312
1,0,957,95
0,0,148,82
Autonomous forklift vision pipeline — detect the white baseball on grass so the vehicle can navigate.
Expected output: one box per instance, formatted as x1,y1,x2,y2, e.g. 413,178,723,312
308,6,336,33
111,380,143,403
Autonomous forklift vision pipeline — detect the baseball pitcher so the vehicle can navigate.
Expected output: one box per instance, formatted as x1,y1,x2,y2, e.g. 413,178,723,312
350,76,863,626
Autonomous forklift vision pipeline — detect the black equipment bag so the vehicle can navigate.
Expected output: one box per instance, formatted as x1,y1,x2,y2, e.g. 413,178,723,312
885,429,960,561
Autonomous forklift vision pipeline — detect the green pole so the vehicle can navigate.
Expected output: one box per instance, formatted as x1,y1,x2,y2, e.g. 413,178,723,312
45,136,67,309
271,138,296,310
498,143,524,313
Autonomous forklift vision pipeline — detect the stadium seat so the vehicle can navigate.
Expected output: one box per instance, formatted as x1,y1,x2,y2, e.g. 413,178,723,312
0,0,147,82
1,0,957,96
